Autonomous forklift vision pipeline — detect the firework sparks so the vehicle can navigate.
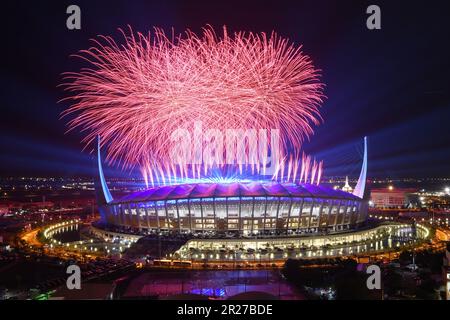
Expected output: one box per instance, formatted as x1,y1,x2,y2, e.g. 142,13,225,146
61,25,325,184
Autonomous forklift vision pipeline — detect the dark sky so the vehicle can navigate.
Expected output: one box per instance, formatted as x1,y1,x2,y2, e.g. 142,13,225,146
1,0,450,179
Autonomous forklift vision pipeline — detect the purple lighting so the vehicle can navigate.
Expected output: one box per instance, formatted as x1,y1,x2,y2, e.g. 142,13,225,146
110,182,360,205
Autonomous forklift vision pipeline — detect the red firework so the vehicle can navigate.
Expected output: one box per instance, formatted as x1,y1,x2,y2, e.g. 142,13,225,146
61,25,325,183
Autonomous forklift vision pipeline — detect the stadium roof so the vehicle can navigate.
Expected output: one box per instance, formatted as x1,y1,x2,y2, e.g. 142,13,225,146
109,182,360,204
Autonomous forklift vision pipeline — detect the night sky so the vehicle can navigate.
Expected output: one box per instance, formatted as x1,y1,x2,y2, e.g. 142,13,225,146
1,0,450,179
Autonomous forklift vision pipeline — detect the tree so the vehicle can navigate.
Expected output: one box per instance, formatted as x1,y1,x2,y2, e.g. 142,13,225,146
384,268,403,296
415,272,439,300
335,271,378,300
399,250,412,265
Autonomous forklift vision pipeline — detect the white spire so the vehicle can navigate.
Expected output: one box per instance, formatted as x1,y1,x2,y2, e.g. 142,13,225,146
97,136,113,203
342,176,353,193
353,136,368,199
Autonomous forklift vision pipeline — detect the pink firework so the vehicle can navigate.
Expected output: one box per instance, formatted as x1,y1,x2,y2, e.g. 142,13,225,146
61,25,325,182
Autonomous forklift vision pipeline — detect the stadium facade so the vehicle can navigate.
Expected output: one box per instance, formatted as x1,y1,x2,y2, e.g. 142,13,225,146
94,138,368,236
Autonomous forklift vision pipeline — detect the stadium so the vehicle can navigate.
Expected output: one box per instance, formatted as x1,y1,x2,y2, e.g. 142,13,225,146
64,26,371,240
94,138,369,237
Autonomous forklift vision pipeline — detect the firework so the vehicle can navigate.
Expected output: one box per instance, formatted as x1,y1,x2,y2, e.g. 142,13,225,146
61,25,325,184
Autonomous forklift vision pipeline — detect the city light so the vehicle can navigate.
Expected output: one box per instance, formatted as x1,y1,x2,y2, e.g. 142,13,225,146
2,2,450,303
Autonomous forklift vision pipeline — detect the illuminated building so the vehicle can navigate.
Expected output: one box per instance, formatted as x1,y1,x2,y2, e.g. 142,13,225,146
94,138,369,236
342,176,353,193
72,28,372,239
100,182,366,235
370,187,416,209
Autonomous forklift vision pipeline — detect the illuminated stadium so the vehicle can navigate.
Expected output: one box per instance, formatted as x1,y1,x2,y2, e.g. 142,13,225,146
94,137,368,237
63,26,370,239
100,182,366,235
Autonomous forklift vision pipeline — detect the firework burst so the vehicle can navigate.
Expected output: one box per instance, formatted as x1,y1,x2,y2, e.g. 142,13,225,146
61,25,325,184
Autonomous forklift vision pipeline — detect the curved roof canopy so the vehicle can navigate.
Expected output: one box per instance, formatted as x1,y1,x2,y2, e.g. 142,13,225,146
97,136,368,205
110,181,360,204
